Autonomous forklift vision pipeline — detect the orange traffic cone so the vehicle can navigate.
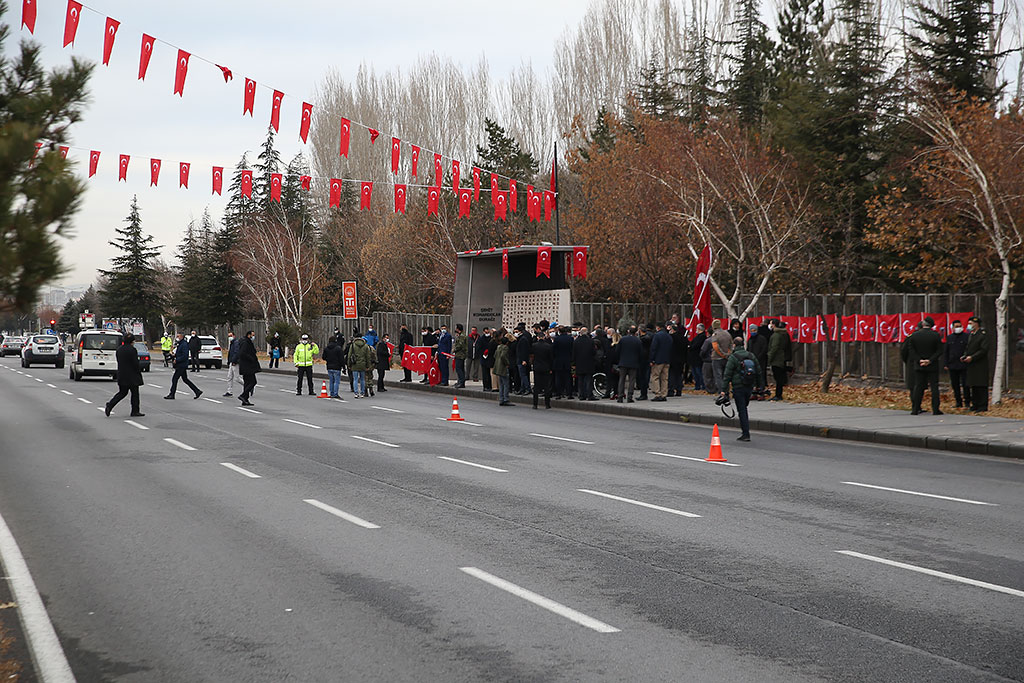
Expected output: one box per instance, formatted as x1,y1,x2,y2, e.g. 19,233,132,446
705,424,727,462
447,396,465,422
319,381,329,399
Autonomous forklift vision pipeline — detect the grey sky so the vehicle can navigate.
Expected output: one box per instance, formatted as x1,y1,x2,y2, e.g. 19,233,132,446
8,0,592,286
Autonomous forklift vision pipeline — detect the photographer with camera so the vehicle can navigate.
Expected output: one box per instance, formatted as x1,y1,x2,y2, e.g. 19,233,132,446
719,337,763,442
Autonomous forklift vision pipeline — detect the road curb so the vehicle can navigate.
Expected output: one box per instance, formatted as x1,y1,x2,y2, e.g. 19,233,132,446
261,367,1024,460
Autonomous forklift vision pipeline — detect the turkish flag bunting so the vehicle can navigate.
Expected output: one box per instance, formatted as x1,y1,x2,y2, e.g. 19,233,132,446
410,145,419,176
102,17,119,65
63,0,81,47
212,166,223,195
452,159,460,189
947,311,972,334
59,146,69,159
490,175,499,205
22,0,36,33
875,314,898,343
433,153,443,186
458,188,472,218
536,246,552,278
427,186,440,216
543,191,555,221
528,189,541,222
300,175,311,191
339,118,350,157
360,181,373,210
118,154,129,182
572,246,588,278
138,34,155,80
898,312,922,342
243,79,256,116
493,192,507,221
839,315,856,342
179,162,189,188
270,90,283,132
173,50,190,96
928,312,949,340
821,314,839,342
778,316,799,342
472,167,480,201
502,248,509,279
300,102,312,143
428,357,441,385
797,317,817,343
390,137,401,174
509,180,517,213
217,65,232,82
329,179,342,208
394,184,407,214
270,173,282,202
853,314,876,342
368,128,379,144
88,150,100,177
240,170,253,198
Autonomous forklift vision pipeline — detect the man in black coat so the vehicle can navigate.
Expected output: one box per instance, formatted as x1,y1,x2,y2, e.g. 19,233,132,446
747,323,770,394
637,324,652,399
552,326,574,398
398,325,414,382
530,334,554,409
376,334,391,392
516,324,534,395
477,328,494,391
572,326,596,400
944,318,970,408
419,326,437,383
237,330,261,406
668,323,686,396
105,334,144,417
687,324,707,391
188,330,202,372
165,332,202,400
616,326,642,403
907,316,944,415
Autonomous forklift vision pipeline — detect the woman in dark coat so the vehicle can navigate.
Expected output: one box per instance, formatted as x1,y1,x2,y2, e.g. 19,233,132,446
237,330,261,406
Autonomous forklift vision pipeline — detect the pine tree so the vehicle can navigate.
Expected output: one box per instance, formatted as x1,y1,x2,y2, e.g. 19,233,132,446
0,3,93,313
99,196,164,325
223,153,254,233
726,0,774,126
201,218,243,327
254,126,282,212
172,219,206,329
634,56,682,120
475,119,539,179
281,153,312,230
680,16,717,123
578,107,616,162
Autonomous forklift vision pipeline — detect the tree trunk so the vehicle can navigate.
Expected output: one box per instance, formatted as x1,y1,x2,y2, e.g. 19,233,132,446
820,295,845,393
992,256,1011,404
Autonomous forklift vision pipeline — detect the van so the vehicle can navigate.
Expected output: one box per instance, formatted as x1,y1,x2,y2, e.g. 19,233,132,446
70,330,123,381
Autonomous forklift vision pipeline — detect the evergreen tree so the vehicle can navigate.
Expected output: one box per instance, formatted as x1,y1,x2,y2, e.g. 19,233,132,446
99,196,164,325
726,0,774,126
578,107,616,162
680,17,717,123
254,126,282,212
0,2,93,313
281,153,312,230
201,221,243,327
223,153,254,232
475,118,539,179
172,219,206,329
634,56,682,120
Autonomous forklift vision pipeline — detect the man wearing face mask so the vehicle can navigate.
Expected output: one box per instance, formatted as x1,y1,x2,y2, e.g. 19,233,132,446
944,318,970,408
237,330,261,407
516,323,534,395
268,332,284,369
453,324,468,388
223,331,240,397
962,316,989,412
477,327,494,392
436,324,453,386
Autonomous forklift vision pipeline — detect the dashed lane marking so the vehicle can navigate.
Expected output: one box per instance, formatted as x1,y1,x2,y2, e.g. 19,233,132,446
124,420,148,430
303,499,380,529
371,406,404,413
350,435,399,448
147,383,162,388
76,398,92,404
237,407,262,414
530,433,595,445
577,489,701,518
46,383,56,388
648,451,742,467
841,482,996,506
283,418,321,430
836,550,1024,598
201,397,223,404
60,390,73,395
438,456,507,472
436,417,484,427
164,438,196,451
220,462,261,478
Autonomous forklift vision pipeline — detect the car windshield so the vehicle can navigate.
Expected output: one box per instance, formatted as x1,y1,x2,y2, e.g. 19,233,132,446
134,343,150,353
200,338,218,347
33,336,59,344
81,334,122,350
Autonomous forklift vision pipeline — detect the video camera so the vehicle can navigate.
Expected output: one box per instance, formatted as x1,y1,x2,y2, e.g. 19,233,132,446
714,393,731,407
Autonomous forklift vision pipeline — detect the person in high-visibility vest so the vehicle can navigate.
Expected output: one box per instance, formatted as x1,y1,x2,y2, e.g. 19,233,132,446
294,333,320,396
160,333,174,367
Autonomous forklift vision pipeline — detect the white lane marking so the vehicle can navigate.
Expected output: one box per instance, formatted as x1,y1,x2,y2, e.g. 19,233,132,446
237,406,262,414
648,451,742,467
76,397,92,404
350,435,399,448
841,482,996,506
201,397,223,404
371,406,405,413
164,438,196,451
24,374,32,378
0,508,76,682
124,420,149,431
283,418,321,430
530,433,595,445
577,489,701,518
436,417,484,427
220,462,261,478
60,390,73,395
216,378,228,381
34,378,43,382
836,551,1024,598
46,383,56,388
460,567,620,633
438,456,508,472
303,499,380,529
279,389,293,393
147,383,162,388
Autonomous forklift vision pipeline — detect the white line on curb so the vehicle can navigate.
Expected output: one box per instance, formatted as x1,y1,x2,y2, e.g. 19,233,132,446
350,435,399,448
220,462,261,478
283,418,321,429
648,451,742,467
438,456,507,472
530,433,594,445
303,499,380,529
577,489,701,518
836,550,1024,598
164,438,196,451
841,482,996,506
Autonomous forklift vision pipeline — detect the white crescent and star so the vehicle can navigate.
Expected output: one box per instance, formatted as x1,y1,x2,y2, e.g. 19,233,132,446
108,26,115,36
331,182,340,192
145,42,152,53
70,8,78,21
180,57,187,68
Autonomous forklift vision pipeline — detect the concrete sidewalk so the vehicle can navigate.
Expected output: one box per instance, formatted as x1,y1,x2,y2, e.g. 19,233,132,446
261,360,1024,459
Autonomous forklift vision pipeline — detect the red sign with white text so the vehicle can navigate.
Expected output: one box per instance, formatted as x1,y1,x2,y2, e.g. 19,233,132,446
342,281,358,320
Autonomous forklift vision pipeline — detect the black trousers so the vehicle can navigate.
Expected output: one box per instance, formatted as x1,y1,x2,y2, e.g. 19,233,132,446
170,367,199,396
481,364,493,391
668,364,683,394
454,358,466,385
241,373,257,401
533,371,552,408
911,371,940,413
948,369,970,407
107,384,140,414
269,354,280,369
377,367,386,391
732,385,752,437
190,352,200,372
403,367,412,381
970,385,989,412
554,368,572,397
576,373,593,400
771,366,787,399
296,366,314,394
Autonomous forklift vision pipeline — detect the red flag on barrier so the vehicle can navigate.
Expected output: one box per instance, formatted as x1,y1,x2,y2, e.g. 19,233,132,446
270,173,282,202
243,78,256,116
875,314,898,343
797,316,817,343
300,102,312,143
781,316,800,342
360,181,373,210
839,315,856,342
898,313,922,341
212,166,223,195
173,50,190,96
63,0,81,47
139,34,155,80
928,312,949,340
102,17,119,65
536,246,552,278
240,170,253,198
854,314,877,342
179,162,190,189
329,178,342,208
88,150,100,177
339,118,350,156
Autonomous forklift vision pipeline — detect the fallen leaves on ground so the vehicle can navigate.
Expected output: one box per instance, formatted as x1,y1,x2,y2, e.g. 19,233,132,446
783,383,1024,419
0,604,14,610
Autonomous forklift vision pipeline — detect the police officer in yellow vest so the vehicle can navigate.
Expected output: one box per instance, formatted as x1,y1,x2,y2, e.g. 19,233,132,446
160,333,174,367
294,333,320,396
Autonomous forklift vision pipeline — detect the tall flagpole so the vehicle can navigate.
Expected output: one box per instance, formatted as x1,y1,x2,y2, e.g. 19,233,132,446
553,141,560,246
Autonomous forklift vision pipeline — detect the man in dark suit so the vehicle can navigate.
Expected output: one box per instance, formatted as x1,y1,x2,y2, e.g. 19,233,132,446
165,332,202,400
963,315,990,412
105,334,144,417
237,330,261,406
188,330,202,372
907,316,944,415
530,332,554,409
572,326,596,400
397,324,414,382
552,326,574,398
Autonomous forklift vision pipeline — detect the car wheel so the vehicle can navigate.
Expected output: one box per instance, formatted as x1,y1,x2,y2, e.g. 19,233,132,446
56,359,65,369
215,361,222,370
73,369,82,382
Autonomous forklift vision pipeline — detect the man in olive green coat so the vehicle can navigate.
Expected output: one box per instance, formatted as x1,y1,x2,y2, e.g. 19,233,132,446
906,316,943,415
453,324,469,389
766,320,792,401
962,315,989,412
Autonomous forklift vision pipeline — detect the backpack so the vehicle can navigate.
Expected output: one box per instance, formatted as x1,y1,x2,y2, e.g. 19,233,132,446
741,357,758,385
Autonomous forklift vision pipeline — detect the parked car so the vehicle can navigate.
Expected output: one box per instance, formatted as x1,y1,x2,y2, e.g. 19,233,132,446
1,336,25,357
134,341,151,372
22,334,64,368
197,335,223,369
69,330,123,381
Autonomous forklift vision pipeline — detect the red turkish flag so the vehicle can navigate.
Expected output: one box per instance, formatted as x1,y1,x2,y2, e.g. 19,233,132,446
549,157,558,211
509,180,518,213
472,167,481,201
947,311,972,333
452,159,460,189
928,312,949,340
391,137,401,174
821,314,839,342
138,34,154,80
433,153,443,186
572,246,588,278
59,146,69,159
339,118,350,157
898,313,922,342
854,314,877,342
428,357,441,385
173,50,190,96
270,173,282,202
394,184,407,214
243,78,256,116
368,128,379,144
179,162,189,189
118,154,129,181
797,317,817,343
543,191,555,221
493,192,507,221
360,181,373,210
536,246,552,278
458,188,472,217
875,314,899,343
300,175,311,191
300,102,312,143
410,145,420,176
528,189,541,222
502,248,509,279
212,166,223,195
216,65,232,82
22,0,36,33
839,315,856,342
240,170,253,198
689,245,711,340
329,178,342,208
102,17,119,65
63,0,81,47
779,316,799,342
88,150,100,177
427,186,440,216
270,90,283,132
401,347,413,371
490,174,499,205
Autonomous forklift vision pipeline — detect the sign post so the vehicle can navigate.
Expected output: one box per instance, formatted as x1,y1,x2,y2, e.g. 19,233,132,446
342,282,358,320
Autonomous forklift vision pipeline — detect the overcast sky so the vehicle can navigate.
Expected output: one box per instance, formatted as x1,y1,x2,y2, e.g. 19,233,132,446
8,0,591,287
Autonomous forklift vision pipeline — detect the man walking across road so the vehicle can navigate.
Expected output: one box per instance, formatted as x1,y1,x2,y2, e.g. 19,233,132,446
944,318,971,408
963,316,989,412
237,330,260,407
165,333,202,400
294,333,319,396
648,322,672,401
323,335,345,399
188,330,201,372
223,331,240,397
907,316,943,415
721,337,762,442
105,333,145,417
615,325,642,403
453,324,468,388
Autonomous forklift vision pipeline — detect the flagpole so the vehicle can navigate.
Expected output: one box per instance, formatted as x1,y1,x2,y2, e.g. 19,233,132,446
553,141,560,246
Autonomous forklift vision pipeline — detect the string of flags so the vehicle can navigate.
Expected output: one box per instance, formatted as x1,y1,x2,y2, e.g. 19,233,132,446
22,0,559,219
723,312,975,344
458,246,589,280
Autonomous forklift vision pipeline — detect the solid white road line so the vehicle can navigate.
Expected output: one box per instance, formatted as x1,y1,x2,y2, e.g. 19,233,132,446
350,435,399,448
220,462,261,478
76,397,91,404
578,489,701,518
436,417,484,427
841,482,996,506
237,406,262,414
437,456,508,472
836,550,1024,598
303,499,380,529
283,418,321,430
0,507,76,682
164,438,196,451
46,383,56,388
371,406,405,413
60,390,72,395
648,451,743,467
530,433,595,445
124,420,149,431
460,567,620,633
201,397,223,404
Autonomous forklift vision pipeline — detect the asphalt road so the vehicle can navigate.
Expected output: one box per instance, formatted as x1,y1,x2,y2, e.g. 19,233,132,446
0,356,1022,682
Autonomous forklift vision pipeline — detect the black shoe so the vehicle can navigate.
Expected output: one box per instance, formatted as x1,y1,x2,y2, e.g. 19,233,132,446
296,392,302,396
616,398,623,403
130,412,145,417
532,405,538,409
638,395,647,401
399,379,411,383
933,410,944,415
241,401,254,406
910,409,921,415
223,392,232,397
104,403,112,417
627,398,634,403
544,405,551,409
194,391,203,399
769,397,782,402
737,434,750,442
164,395,174,400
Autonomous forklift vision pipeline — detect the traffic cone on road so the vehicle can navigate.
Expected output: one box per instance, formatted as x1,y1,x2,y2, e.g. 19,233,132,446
447,396,465,422
705,424,727,462
319,381,328,399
